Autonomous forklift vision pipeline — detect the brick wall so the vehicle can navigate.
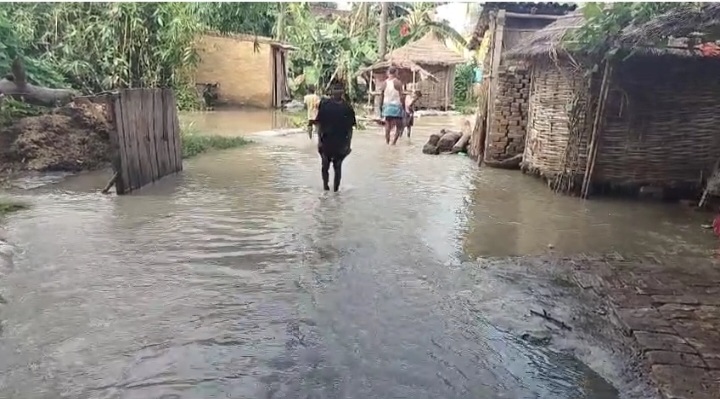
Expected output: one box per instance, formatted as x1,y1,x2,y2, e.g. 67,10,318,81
484,65,530,162
195,35,273,108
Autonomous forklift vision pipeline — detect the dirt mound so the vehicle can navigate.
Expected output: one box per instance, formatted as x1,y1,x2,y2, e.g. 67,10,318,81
2,100,112,172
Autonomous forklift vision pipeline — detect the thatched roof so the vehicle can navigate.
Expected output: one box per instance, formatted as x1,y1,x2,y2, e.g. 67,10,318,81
620,3,720,46
506,11,719,61
504,13,584,59
356,60,439,83
467,2,577,50
385,33,466,66
309,5,351,21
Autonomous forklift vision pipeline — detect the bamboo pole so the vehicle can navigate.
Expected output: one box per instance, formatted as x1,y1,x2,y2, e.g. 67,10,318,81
373,2,389,116
483,10,506,162
581,62,612,199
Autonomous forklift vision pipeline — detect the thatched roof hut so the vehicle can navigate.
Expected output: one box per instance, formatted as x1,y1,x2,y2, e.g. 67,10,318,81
357,60,438,83
383,33,466,110
620,3,720,47
506,6,720,199
467,2,577,51
468,3,577,166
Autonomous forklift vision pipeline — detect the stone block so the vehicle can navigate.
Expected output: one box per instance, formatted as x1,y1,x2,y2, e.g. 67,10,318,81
652,295,701,306
634,331,696,354
658,303,701,320
645,351,706,368
651,365,720,399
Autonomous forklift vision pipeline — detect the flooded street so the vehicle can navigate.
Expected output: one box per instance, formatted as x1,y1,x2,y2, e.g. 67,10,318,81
0,110,715,399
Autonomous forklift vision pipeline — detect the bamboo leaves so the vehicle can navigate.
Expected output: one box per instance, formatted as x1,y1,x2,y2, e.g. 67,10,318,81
0,2,204,108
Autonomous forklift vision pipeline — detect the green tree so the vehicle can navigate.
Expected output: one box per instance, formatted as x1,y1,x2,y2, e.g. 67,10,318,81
2,2,204,109
388,2,467,49
192,3,277,36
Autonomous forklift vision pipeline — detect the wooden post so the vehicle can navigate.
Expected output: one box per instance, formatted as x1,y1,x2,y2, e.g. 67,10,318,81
485,10,506,158
374,2,390,116
581,62,612,199
444,66,452,111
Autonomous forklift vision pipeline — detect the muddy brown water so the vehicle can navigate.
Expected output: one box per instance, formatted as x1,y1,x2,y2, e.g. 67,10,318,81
0,110,715,399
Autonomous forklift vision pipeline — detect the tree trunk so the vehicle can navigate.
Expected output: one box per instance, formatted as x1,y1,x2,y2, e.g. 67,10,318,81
0,58,76,107
451,131,472,154
276,3,285,41
374,2,389,117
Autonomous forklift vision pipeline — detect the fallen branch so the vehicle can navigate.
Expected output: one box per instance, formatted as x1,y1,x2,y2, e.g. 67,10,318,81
530,309,572,331
101,172,118,194
450,129,472,154
0,57,77,107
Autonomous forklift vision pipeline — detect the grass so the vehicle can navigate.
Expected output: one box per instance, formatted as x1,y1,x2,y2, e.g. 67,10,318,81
455,102,477,115
180,121,251,159
0,198,29,216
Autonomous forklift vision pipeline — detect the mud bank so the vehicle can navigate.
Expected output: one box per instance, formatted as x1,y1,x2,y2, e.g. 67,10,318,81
471,255,661,399
0,100,112,175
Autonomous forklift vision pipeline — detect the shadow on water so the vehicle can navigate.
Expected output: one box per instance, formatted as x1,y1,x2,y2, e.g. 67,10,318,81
1,109,708,398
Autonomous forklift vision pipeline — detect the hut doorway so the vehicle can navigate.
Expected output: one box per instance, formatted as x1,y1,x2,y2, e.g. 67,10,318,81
271,45,291,108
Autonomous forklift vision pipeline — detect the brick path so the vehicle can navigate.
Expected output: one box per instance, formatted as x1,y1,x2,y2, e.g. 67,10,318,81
572,258,720,399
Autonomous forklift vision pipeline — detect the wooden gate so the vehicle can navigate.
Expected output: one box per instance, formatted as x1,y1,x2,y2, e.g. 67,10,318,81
102,88,183,194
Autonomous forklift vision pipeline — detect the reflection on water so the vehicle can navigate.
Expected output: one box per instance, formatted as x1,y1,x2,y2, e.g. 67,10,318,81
0,109,705,398
180,108,297,136
462,169,714,259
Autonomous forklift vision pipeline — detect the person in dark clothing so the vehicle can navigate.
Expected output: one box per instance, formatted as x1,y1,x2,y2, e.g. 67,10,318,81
315,81,356,192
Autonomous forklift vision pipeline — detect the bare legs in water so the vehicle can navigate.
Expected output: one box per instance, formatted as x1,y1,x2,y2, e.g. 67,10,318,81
320,153,345,192
384,118,403,145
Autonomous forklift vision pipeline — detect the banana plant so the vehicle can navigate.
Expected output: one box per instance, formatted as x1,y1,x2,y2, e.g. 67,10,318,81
389,2,467,49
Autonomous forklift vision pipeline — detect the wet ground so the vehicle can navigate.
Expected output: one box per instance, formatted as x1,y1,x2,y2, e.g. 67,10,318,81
0,110,716,399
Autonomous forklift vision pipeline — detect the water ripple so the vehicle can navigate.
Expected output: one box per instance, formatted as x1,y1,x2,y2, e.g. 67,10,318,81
0,114,693,398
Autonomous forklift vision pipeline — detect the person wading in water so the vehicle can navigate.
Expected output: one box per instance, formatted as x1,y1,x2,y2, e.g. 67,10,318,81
303,84,321,139
378,67,405,145
403,90,422,138
315,80,356,192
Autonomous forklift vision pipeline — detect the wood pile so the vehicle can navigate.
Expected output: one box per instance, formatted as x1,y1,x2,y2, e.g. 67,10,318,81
484,66,530,166
421,121,472,156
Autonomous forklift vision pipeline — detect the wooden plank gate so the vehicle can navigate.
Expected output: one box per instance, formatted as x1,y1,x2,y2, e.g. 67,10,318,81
95,88,183,194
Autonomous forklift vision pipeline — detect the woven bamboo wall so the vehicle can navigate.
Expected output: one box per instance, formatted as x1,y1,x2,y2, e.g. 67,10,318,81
415,65,455,110
484,63,530,163
522,63,589,178
594,58,720,189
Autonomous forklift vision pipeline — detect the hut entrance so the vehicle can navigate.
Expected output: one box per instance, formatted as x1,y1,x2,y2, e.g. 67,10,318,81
91,88,183,195
466,3,577,166
271,45,291,108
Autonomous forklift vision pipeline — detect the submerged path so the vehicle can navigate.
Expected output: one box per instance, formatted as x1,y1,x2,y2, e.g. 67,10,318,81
0,113,715,399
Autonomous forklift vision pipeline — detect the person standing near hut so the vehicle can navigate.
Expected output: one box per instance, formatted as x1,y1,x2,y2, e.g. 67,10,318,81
403,90,422,138
379,67,405,145
304,84,321,139
315,80,356,192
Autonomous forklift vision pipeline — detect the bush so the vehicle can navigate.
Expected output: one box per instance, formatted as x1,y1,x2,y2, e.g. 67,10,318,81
0,198,28,215
180,122,251,158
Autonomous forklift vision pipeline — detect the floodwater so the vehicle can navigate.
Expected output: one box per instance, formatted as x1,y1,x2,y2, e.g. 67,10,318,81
0,109,715,399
